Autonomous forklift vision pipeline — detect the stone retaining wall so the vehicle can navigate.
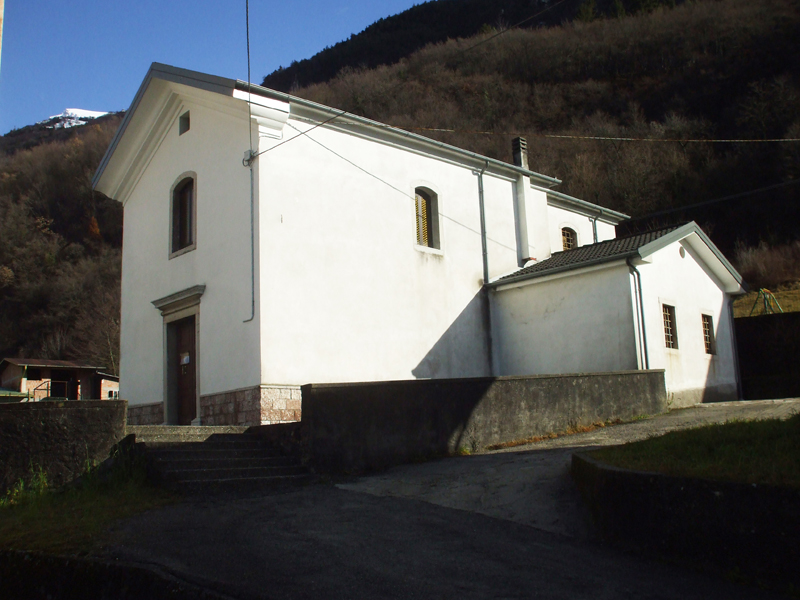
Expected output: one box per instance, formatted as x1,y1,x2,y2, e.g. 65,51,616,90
302,370,666,473
0,400,127,492
127,402,164,425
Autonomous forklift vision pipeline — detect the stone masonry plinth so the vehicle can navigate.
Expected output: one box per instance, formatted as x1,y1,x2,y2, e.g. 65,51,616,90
200,385,301,426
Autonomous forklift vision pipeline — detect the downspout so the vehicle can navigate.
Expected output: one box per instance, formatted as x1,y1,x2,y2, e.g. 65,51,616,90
476,161,489,285
475,161,494,375
589,217,598,243
243,149,256,323
626,257,649,369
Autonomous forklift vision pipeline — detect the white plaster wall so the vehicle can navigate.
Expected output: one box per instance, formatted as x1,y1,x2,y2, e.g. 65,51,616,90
119,100,261,406
524,188,551,261
637,242,739,406
255,120,526,384
546,205,616,252
491,263,639,376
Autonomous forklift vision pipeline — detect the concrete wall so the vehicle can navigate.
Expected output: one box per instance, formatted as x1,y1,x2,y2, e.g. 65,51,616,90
0,400,127,492
120,97,262,408
572,452,800,592
302,371,666,473
637,241,739,406
491,262,639,376
735,312,800,399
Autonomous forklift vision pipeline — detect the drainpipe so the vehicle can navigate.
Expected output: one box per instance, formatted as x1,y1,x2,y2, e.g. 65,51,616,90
243,149,256,323
474,161,493,375
475,161,489,285
627,257,649,369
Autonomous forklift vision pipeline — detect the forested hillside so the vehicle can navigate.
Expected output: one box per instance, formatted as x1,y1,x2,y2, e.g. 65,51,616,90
262,0,682,92
292,0,799,257
0,117,123,371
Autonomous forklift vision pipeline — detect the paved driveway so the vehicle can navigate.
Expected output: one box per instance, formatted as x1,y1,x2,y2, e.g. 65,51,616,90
103,400,797,600
340,399,800,538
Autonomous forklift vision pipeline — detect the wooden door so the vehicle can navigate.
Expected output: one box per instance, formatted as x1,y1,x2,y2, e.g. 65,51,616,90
175,316,196,425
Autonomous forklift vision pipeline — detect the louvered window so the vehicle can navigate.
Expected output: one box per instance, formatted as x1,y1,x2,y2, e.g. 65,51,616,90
414,188,440,249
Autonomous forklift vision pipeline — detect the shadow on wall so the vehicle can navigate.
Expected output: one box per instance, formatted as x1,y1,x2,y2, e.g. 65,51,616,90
412,289,492,379
301,371,667,473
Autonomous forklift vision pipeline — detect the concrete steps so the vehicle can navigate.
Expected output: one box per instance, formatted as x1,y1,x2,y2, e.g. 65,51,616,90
133,425,312,493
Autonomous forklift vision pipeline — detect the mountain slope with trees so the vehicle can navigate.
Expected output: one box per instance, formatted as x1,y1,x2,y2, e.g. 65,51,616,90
0,117,123,371
289,0,799,257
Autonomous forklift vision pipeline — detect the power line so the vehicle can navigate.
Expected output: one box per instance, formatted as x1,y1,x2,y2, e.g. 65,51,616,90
639,179,800,219
327,121,800,144
456,0,572,56
284,122,521,255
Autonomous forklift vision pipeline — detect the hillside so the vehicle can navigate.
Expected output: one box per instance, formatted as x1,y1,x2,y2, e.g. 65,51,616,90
262,0,683,92
289,0,799,256
0,116,123,371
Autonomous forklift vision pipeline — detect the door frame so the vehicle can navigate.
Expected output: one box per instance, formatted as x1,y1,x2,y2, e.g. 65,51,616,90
152,285,205,425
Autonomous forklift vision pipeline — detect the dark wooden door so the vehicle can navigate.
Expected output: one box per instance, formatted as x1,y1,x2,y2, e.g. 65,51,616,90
176,316,196,425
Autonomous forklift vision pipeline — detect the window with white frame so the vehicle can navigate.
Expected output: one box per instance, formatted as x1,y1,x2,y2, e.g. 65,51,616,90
414,188,440,249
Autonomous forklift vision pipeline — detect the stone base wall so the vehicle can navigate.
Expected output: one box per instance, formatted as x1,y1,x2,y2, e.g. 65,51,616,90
200,385,301,426
0,400,127,492
127,402,164,425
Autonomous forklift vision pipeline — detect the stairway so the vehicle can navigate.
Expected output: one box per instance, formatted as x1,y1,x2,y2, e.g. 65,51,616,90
129,425,313,494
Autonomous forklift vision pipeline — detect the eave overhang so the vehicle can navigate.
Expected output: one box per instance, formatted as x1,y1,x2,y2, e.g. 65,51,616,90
92,62,563,201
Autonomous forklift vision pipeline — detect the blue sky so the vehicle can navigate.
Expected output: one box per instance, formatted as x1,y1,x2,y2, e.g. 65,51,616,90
0,0,422,135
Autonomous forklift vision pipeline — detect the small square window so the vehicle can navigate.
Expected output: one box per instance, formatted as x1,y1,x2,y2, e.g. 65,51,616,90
662,304,678,349
179,111,190,135
702,314,715,355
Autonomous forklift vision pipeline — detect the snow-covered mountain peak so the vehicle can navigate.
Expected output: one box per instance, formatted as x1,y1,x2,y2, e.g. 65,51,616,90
39,108,109,129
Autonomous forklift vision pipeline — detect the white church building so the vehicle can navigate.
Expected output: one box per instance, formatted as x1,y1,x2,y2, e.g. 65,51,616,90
92,64,746,426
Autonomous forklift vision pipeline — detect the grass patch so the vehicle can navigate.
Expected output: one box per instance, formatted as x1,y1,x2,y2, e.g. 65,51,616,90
0,448,175,555
733,284,800,317
590,413,800,488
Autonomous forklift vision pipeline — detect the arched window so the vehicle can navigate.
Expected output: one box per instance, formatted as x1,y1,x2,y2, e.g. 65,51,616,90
171,176,196,256
415,188,440,249
561,227,576,251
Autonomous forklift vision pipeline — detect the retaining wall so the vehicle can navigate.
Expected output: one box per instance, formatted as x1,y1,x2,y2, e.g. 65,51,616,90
302,370,666,473
571,452,800,591
0,400,127,492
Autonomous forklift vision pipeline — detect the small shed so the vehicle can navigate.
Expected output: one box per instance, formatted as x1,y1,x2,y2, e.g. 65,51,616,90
0,359,119,401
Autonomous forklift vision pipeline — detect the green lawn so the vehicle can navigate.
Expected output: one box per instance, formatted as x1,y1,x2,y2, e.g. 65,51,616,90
0,456,175,555
733,287,800,317
589,414,800,488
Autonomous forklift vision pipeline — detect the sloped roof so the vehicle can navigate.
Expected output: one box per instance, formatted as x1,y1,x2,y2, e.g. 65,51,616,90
491,222,746,294
0,358,105,371
497,225,681,282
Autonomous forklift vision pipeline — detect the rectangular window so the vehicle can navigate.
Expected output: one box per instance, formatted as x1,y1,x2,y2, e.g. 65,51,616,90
414,188,440,249
172,178,195,254
662,304,678,349
702,314,715,354
415,192,429,247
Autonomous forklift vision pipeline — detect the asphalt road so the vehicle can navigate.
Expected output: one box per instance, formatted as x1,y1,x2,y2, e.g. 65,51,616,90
102,399,798,600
